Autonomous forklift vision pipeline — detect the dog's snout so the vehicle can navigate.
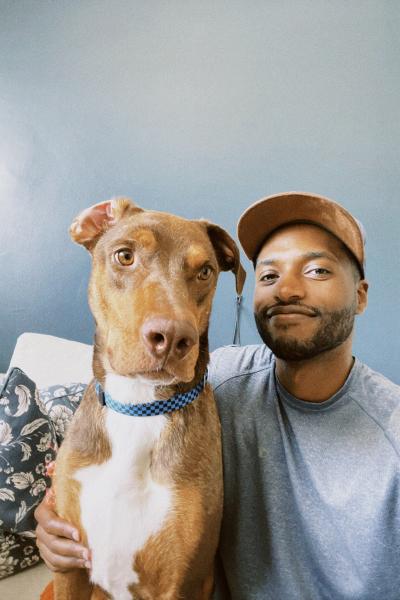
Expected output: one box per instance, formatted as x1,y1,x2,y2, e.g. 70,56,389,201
141,318,198,360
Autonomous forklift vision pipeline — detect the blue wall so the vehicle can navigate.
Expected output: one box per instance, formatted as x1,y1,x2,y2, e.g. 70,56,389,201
1,1,399,382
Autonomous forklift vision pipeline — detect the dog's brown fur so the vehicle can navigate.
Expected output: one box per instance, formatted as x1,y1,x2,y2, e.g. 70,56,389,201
52,198,245,600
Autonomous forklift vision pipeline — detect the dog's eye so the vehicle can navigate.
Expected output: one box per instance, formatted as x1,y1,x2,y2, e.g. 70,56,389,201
115,248,134,266
198,265,213,280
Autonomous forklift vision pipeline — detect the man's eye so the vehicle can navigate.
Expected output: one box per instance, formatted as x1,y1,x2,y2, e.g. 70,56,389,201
259,272,278,284
307,267,330,276
114,248,135,266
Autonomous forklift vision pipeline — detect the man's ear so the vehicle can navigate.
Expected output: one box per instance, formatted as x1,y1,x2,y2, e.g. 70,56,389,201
356,279,369,315
203,222,246,295
69,197,143,251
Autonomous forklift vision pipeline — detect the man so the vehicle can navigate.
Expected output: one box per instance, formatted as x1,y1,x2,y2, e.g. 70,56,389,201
35,192,400,599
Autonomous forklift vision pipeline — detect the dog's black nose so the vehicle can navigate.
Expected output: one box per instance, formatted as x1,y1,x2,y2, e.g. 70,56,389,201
141,318,198,360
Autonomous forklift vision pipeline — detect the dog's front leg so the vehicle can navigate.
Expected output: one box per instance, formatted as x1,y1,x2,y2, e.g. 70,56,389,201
54,569,93,600
196,572,215,600
90,584,113,599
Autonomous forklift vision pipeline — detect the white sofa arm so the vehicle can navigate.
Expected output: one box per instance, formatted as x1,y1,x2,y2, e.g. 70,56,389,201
7,333,93,389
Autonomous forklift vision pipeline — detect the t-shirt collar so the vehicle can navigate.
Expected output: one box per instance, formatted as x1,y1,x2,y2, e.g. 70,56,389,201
273,357,360,411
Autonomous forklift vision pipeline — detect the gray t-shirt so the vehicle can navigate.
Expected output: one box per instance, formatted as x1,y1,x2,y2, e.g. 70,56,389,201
209,344,400,600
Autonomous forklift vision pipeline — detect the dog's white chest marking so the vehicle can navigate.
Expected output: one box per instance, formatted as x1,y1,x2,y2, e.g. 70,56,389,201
74,375,172,600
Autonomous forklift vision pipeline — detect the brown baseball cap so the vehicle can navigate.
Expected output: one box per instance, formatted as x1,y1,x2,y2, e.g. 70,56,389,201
237,191,366,277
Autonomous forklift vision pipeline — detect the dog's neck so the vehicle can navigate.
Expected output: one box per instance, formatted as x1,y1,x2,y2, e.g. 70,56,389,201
104,374,156,406
92,329,210,403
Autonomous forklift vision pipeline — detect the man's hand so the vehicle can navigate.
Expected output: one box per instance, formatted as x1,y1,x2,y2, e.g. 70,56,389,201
34,490,91,572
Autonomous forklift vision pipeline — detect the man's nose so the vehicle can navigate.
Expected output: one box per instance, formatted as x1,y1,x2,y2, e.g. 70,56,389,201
274,272,305,303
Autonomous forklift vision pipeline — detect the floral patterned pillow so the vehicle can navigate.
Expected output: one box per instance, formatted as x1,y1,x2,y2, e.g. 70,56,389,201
39,382,86,446
0,369,86,579
0,368,57,579
0,368,57,535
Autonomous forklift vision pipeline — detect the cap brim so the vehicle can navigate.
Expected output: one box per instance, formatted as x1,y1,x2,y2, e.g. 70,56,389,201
237,191,365,276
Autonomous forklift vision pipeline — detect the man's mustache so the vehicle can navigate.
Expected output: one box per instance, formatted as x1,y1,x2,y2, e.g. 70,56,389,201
259,302,322,319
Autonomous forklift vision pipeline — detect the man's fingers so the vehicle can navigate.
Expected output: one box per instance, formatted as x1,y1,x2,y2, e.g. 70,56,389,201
37,515,80,541
37,540,89,572
36,524,91,572
34,494,91,572
34,497,80,542
36,524,89,561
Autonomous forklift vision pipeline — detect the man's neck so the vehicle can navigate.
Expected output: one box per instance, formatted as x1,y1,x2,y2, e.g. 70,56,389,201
274,338,355,403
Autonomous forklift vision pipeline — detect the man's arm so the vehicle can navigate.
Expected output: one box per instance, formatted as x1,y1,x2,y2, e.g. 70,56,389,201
34,492,91,572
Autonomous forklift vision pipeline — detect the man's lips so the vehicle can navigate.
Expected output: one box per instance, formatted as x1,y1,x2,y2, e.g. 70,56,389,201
266,305,319,318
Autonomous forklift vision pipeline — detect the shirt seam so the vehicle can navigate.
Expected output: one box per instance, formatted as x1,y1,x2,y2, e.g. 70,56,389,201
211,366,273,393
350,395,400,460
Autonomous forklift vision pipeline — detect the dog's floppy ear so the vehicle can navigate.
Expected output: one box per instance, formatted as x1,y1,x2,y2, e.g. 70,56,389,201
70,197,143,251
204,222,246,295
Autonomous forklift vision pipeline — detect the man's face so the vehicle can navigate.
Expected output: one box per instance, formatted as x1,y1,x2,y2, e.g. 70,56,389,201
253,223,368,361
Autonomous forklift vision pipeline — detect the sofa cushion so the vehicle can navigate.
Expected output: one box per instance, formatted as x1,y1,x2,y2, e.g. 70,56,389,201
0,530,40,579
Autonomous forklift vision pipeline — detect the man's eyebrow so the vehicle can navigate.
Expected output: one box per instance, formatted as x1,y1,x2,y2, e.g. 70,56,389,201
256,251,339,267
256,258,276,267
302,251,339,262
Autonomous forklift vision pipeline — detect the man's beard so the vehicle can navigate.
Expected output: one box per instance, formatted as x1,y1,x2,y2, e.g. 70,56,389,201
254,302,356,361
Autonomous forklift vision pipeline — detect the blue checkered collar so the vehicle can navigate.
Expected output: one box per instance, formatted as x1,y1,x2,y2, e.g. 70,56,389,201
95,373,208,417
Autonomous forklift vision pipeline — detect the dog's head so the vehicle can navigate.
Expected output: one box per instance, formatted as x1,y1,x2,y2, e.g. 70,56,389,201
70,198,246,385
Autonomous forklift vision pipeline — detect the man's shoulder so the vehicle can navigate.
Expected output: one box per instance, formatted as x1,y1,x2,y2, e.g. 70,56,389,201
353,360,400,453
356,360,400,403
208,343,274,390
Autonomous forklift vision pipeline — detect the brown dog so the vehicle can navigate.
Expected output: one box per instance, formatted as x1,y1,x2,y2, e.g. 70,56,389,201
52,198,245,600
